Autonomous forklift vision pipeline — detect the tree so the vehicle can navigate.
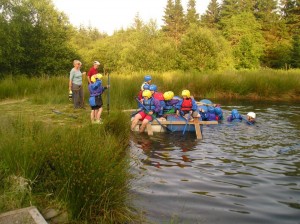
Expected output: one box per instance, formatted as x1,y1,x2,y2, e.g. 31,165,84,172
178,25,234,71
0,0,77,76
162,0,186,47
280,0,300,36
221,12,264,69
201,0,220,29
186,0,199,26
290,34,300,67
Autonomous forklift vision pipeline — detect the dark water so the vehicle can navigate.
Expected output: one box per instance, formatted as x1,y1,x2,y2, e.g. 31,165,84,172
130,100,300,224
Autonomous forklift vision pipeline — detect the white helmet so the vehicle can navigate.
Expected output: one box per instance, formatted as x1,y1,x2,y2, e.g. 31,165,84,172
247,112,256,119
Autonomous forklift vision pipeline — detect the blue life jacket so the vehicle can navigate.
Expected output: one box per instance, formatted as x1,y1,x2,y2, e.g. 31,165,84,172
163,100,175,112
199,105,208,120
231,109,242,121
143,98,156,112
89,80,103,97
215,107,223,120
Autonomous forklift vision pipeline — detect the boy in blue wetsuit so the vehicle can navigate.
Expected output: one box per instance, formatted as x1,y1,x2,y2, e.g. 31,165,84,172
227,110,256,125
88,74,108,124
227,109,243,122
131,90,161,133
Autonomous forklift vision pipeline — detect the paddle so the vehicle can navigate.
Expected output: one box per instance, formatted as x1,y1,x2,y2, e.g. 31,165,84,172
181,111,190,135
135,98,172,132
106,69,110,115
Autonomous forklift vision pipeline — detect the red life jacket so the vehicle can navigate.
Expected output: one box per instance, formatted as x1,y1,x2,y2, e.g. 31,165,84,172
153,92,164,101
181,98,192,111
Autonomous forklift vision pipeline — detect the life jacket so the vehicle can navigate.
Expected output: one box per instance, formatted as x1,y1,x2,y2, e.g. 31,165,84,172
89,80,103,97
181,98,193,111
214,107,223,120
143,98,156,112
198,105,208,120
153,92,164,101
163,100,176,113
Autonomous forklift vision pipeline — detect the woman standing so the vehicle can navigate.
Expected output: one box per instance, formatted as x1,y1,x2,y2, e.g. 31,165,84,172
69,60,85,109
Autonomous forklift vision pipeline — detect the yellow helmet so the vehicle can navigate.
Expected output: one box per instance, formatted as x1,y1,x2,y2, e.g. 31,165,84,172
163,91,174,101
91,73,103,83
182,90,190,98
142,90,152,98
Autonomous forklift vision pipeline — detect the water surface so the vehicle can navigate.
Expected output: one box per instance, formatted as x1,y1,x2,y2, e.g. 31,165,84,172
130,100,300,223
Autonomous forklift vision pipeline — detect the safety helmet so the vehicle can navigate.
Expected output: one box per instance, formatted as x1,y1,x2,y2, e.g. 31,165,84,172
182,90,190,98
144,75,152,82
91,73,103,83
214,107,222,116
247,112,256,119
142,90,152,98
163,91,174,101
149,84,157,92
231,109,240,119
143,84,150,90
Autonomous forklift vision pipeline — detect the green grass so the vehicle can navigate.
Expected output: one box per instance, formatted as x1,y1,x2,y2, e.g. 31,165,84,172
0,69,298,222
0,104,136,223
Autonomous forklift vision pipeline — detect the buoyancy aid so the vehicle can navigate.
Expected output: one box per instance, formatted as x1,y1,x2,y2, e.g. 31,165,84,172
143,98,156,112
153,92,164,101
181,98,193,111
89,80,103,97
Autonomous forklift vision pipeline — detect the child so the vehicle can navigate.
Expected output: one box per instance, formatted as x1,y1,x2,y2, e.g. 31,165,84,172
131,90,161,133
175,90,199,121
141,75,152,91
246,112,256,124
227,109,243,122
88,74,108,124
160,91,179,117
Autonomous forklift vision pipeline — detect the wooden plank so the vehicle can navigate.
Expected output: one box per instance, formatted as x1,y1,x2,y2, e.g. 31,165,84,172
137,120,218,125
146,123,153,136
193,119,202,139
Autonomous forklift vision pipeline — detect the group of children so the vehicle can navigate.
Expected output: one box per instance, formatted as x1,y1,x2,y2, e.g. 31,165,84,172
131,75,257,132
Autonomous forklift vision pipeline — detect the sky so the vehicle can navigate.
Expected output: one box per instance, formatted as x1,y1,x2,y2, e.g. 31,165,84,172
52,0,213,35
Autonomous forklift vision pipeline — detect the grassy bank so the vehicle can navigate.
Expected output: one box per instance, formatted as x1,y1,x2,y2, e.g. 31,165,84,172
1,69,299,109
0,101,135,223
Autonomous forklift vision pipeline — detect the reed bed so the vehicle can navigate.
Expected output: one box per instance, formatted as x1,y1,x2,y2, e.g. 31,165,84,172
0,112,135,223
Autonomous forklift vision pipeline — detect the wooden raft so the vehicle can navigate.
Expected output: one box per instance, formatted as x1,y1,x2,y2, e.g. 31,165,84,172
137,120,218,139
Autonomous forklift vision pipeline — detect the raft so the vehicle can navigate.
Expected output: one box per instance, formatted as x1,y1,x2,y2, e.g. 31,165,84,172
132,114,218,139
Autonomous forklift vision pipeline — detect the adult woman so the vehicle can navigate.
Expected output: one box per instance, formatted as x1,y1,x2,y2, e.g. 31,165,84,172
69,60,85,109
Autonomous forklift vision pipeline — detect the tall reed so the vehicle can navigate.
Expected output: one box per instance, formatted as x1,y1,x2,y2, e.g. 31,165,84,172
0,112,134,223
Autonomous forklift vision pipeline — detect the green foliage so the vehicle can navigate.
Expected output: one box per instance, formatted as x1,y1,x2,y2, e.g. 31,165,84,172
0,113,134,222
221,12,265,69
186,0,200,26
178,26,234,71
201,0,220,29
290,34,300,68
0,0,77,76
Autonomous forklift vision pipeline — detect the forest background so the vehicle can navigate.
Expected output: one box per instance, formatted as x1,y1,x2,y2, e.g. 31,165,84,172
1,0,300,76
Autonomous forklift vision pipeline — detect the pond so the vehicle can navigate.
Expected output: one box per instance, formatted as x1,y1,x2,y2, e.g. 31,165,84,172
130,100,300,224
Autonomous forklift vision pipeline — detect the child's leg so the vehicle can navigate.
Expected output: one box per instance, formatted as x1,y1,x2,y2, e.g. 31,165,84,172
131,113,143,131
139,119,150,133
91,110,95,122
96,107,103,121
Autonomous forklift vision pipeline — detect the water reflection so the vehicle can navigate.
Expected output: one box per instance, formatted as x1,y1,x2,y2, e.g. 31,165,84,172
130,101,300,224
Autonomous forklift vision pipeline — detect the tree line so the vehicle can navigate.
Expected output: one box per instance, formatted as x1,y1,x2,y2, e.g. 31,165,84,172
0,0,300,76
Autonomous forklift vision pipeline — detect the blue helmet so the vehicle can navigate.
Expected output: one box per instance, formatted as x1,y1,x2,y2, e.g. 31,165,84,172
144,75,152,82
231,109,240,119
149,84,157,92
143,84,150,90
214,107,223,116
208,106,215,114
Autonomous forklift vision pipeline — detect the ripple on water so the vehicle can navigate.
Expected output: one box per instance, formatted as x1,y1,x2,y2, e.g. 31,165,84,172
130,102,300,223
